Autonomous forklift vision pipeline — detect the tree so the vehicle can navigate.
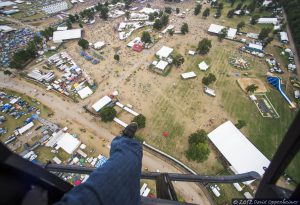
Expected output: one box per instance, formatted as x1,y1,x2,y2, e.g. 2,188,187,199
202,8,210,18
176,8,180,14
246,84,258,93
237,21,245,31
99,107,116,122
172,53,184,67
165,7,172,14
250,15,260,25
181,23,189,34
125,11,130,19
132,114,146,128
235,3,243,10
194,4,202,15
4,70,12,75
168,29,174,36
218,28,227,41
258,27,272,40
66,20,72,29
141,31,152,44
148,13,155,21
100,6,109,20
114,54,120,62
153,19,162,30
215,9,221,18
79,23,83,28
202,73,216,85
230,0,236,7
235,120,247,129
188,130,207,145
10,50,33,69
69,14,76,23
227,9,235,18
218,2,224,10
161,14,169,27
185,143,210,162
78,39,89,50
197,38,212,55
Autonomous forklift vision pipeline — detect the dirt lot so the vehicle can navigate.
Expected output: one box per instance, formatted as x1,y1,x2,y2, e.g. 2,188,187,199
237,78,268,93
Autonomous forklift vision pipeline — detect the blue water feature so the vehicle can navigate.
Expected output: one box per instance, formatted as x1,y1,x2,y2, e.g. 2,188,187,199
267,76,293,106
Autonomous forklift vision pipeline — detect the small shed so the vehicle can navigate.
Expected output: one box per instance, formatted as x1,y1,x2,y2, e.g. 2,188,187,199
198,61,209,71
181,71,196,79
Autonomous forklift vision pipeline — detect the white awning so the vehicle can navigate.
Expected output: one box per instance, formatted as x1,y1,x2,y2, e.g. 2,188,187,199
92,96,112,112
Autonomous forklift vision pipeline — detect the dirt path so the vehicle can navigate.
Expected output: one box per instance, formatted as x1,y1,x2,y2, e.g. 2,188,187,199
0,74,211,205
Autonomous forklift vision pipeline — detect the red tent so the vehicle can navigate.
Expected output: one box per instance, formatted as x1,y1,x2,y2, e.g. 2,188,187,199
75,180,81,186
163,132,169,137
132,44,143,52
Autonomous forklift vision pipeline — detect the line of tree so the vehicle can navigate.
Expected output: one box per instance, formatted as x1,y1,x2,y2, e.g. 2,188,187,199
277,0,300,54
185,130,210,162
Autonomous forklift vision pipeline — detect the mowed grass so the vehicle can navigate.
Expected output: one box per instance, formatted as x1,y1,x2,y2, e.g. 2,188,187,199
35,146,70,163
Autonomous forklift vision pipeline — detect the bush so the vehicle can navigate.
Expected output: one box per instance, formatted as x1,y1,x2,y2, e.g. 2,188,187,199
197,38,212,55
132,114,146,128
78,39,89,50
202,73,216,85
114,54,120,62
186,143,210,162
99,106,116,122
235,120,246,129
188,129,207,145
181,23,189,34
165,7,172,14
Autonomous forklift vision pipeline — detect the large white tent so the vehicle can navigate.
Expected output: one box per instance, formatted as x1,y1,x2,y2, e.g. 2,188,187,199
208,121,270,184
156,46,173,59
77,86,93,99
53,29,82,43
198,61,209,71
56,133,80,154
92,96,112,112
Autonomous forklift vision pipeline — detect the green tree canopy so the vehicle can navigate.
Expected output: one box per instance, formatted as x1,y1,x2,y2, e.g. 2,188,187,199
132,114,146,128
114,54,120,61
141,31,152,44
258,27,272,40
194,4,202,15
237,21,245,31
246,84,258,93
202,73,216,85
172,53,184,67
165,7,172,14
99,106,117,122
202,8,210,18
218,28,227,42
153,19,162,30
227,9,235,18
181,23,189,34
188,130,207,145
250,15,260,25
176,8,180,14
78,39,89,50
185,143,210,162
197,38,212,55
235,120,247,129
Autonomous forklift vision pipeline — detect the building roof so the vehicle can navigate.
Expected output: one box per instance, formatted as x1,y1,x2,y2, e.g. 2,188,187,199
92,96,112,112
155,60,169,71
53,156,62,164
257,18,278,24
18,122,34,135
0,1,16,8
279,32,288,42
181,71,196,79
127,37,141,48
94,41,105,49
198,61,209,71
77,86,93,99
53,29,82,43
0,25,15,33
156,46,173,59
208,24,224,34
248,43,263,51
227,28,237,39
56,133,80,154
208,121,270,184
139,7,159,14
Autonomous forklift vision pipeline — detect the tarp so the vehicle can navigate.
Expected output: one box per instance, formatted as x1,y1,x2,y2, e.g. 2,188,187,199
56,133,80,154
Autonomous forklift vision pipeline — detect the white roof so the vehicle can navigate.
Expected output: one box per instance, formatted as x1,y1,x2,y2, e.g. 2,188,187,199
198,61,209,71
113,117,128,128
279,32,288,42
0,25,15,32
92,96,112,112
162,25,174,34
248,43,263,51
188,50,196,55
53,29,82,43
208,121,270,184
156,46,173,59
155,60,169,70
258,18,278,24
57,133,80,154
77,86,93,99
127,37,141,48
57,26,68,31
18,122,34,135
0,1,16,8
53,156,62,164
208,24,224,34
94,41,105,49
227,28,237,39
139,7,159,14
181,71,196,79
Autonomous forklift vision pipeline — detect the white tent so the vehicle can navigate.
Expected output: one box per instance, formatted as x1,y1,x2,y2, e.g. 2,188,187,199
155,60,169,71
56,133,80,154
181,71,196,79
198,61,209,71
77,86,93,99
17,122,34,135
53,29,82,43
208,121,270,184
94,41,106,49
92,96,112,112
208,24,224,34
257,18,278,25
156,46,173,59
279,32,288,43
227,28,237,39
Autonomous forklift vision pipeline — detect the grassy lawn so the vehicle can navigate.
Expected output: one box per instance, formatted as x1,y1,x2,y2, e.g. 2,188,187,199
35,146,70,163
